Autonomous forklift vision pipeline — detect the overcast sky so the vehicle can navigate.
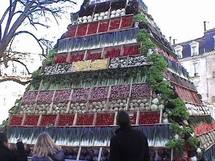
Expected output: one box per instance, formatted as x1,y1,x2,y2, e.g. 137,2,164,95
1,0,215,50
144,0,215,43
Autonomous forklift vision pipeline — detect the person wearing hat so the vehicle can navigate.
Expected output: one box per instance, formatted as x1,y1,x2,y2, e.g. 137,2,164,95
109,111,150,161
0,132,18,161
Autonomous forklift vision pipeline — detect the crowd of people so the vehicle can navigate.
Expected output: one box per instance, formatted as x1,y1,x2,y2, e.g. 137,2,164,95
0,133,29,161
0,111,165,161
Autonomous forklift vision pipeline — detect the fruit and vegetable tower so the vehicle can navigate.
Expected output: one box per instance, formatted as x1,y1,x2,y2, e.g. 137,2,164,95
7,0,215,160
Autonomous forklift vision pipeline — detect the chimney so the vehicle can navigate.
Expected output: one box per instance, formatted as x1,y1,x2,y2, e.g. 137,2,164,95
169,36,172,45
204,21,207,32
173,39,177,45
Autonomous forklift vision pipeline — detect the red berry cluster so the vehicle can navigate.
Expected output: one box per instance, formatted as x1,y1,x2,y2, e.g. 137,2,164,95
58,115,75,126
96,113,114,125
67,52,85,63
40,115,57,126
109,18,121,30
105,47,121,58
139,112,160,125
10,115,23,126
87,22,99,35
54,54,67,64
77,24,88,36
121,16,133,28
24,115,39,126
86,51,102,61
66,15,133,39
76,113,94,125
195,123,215,136
123,45,140,56
98,20,109,32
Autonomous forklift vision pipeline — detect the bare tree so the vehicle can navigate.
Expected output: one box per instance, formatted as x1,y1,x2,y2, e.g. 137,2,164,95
0,0,76,84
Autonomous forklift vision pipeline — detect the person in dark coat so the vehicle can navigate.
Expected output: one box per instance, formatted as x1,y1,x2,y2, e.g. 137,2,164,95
16,140,28,161
0,132,18,161
109,111,150,161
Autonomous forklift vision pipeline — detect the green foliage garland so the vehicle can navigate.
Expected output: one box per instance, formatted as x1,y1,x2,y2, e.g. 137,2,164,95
135,13,200,157
134,13,147,23
167,138,184,155
42,49,56,66
0,118,9,133
137,30,156,53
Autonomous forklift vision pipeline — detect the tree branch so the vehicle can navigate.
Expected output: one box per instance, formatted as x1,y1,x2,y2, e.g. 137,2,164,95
0,5,10,25
12,59,32,74
13,30,45,56
3,0,17,38
0,76,30,85
0,0,76,61
26,14,49,30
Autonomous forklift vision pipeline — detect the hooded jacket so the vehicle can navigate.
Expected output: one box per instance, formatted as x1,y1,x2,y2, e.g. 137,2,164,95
0,144,18,161
16,141,28,161
109,127,150,161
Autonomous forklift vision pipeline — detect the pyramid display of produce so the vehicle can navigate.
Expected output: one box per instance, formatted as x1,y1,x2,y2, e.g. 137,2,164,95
7,0,215,160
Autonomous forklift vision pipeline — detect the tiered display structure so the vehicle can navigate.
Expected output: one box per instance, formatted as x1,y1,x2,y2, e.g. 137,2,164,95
7,0,215,160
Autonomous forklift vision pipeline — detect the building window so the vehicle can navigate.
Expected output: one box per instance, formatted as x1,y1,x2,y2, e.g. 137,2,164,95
212,96,215,103
192,46,198,56
176,49,183,58
213,71,215,78
174,45,183,58
213,35,215,50
190,41,199,56
193,62,199,77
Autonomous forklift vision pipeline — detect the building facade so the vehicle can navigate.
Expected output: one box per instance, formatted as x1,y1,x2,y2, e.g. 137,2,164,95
174,29,215,104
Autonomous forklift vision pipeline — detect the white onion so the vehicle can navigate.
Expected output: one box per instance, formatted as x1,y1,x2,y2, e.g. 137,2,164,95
159,104,164,110
151,104,158,110
110,14,115,18
121,9,126,12
100,12,105,17
82,16,87,20
190,156,197,161
197,148,202,154
163,118,169,123
140,103,144,107
98,16,103,20
145,106,150,110
104,11,109,15
111,10,116,14
116,9,121,14
174,134,179,139
115,13,120,17
121,12,126,16
152,98,159,104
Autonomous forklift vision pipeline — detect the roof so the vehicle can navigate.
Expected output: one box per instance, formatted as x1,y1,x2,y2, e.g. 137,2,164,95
174,28,215,58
